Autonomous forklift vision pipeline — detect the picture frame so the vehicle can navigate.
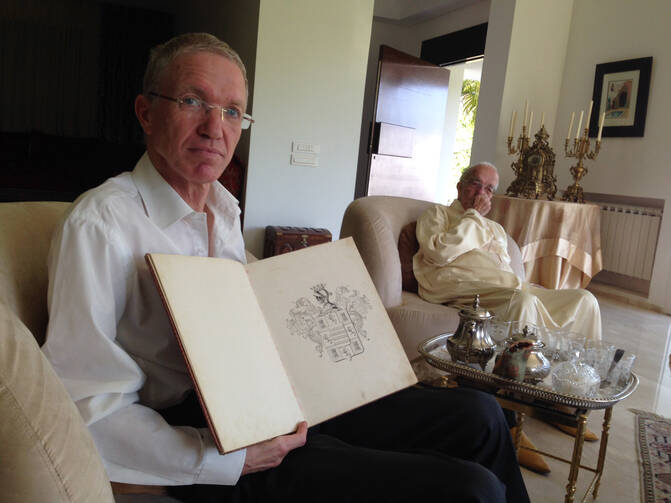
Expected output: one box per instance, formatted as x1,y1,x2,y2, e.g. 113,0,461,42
589,56,652,137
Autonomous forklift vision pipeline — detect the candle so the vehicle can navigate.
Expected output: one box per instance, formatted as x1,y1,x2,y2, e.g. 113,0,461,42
509,110,517,137
528,112,533,137
567,111,575,139
585,100,593,131
575,110,584,139
541,112,545,127
523,100,529,128
597,112,605,141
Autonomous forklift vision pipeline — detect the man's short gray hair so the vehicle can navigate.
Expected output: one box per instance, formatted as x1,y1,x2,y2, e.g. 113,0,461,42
459,162,499,190
142,32,248,97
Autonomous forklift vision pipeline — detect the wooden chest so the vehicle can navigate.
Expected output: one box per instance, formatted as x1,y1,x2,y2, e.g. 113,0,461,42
263,225,332,258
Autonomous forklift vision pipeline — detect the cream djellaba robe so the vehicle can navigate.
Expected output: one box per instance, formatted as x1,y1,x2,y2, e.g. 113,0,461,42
413,201,601,340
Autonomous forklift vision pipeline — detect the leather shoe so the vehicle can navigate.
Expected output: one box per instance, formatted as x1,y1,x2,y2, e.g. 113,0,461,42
551,422,599,442
511,427,551,474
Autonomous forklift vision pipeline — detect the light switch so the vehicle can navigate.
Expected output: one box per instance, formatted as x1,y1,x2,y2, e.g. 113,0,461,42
291,152,319,167
292,141,320,154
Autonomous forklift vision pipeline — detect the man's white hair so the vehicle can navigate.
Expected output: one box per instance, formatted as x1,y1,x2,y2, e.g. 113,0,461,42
459,162,499,190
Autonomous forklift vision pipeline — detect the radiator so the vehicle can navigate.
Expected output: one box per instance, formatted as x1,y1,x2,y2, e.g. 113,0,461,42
600,203,663,280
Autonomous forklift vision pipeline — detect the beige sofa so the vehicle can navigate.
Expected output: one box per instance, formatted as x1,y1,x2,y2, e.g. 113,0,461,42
0,201,184,503
339,195,525,362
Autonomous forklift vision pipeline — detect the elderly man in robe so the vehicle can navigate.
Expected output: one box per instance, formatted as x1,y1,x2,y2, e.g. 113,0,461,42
413,162,601,341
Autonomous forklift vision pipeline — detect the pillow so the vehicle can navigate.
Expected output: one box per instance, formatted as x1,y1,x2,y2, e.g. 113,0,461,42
0,302,114,503
398,222,420,293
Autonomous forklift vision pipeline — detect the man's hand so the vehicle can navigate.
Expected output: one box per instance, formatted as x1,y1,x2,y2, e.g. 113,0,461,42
241,421,308,475
472,193,492,216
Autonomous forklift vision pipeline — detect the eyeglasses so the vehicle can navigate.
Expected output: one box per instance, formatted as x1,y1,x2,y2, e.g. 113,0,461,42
148,92,254,130
467,179,496,195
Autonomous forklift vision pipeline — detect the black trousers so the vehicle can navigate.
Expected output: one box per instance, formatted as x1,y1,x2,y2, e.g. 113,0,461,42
166,386,529,503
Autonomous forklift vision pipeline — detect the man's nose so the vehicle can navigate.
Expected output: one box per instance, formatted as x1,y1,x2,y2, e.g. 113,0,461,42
198,109,224,139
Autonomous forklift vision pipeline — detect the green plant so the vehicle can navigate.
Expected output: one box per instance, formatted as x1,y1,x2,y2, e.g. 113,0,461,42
461,79,480,126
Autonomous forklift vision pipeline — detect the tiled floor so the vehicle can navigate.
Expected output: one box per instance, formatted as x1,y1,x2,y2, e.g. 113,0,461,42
521,294,671,502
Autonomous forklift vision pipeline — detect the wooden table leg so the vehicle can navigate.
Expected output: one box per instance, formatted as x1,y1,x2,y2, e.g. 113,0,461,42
564,414,587,503
592,407,612,499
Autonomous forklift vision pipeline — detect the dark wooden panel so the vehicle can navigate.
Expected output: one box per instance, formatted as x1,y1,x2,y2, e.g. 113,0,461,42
420,23,488,66
364,45,450,200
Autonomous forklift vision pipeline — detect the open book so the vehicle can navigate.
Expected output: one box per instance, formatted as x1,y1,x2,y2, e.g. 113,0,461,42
145,237,417,454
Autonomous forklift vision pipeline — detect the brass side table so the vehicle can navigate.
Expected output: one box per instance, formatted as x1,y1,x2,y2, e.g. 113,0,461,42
419,334,638,503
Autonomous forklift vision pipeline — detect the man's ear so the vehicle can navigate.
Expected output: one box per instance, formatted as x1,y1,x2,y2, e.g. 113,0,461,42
135,94,153,136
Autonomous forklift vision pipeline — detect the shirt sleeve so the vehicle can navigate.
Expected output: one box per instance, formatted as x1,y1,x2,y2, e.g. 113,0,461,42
416,204,496,266
43,214,245,485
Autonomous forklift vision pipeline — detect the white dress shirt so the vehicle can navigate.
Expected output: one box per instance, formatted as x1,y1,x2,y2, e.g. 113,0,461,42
43,153,248,485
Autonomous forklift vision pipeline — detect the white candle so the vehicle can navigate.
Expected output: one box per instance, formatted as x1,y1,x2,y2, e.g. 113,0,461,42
597,112,605,141
509,110,516,137
541,112,545,127
585,100,593,131
523,100,529,128
528,111,533,137
575,110,584,139
567,111,575,139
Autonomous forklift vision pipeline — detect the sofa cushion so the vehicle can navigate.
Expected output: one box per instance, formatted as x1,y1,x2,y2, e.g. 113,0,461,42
0,301,114,503
397,222,419,293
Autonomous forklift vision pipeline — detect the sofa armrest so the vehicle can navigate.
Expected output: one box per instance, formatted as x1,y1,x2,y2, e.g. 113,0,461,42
340,196,434,308
0,301,114,503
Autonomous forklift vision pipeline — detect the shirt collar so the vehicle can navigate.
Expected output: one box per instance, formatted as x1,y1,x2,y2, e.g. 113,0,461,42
131,153,196,229
450,199,465,213
131,152,240,229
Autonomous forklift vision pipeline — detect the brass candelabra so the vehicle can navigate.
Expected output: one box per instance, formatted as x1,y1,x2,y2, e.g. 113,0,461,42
562,128,601,203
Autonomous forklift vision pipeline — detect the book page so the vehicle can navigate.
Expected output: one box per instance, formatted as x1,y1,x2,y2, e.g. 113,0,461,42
246,238,417,426
146,254,304,453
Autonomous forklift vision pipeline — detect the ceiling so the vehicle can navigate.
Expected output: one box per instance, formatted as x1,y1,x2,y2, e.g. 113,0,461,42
373,0,482,25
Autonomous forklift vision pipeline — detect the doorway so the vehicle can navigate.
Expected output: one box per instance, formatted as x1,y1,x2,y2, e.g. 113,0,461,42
441,58,483,202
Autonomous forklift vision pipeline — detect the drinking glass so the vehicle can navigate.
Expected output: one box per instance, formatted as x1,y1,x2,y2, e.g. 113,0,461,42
489,319,513,352
556,331,585,362
609,353,636,387
583,341,617,380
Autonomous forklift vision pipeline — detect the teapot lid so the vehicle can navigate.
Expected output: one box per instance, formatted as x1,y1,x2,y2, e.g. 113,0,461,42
510,325,544,348
458,294,494,320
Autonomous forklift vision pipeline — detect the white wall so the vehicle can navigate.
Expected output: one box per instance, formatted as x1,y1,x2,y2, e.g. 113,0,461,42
554,0,671,311
472,0,574,190
243,0,374,257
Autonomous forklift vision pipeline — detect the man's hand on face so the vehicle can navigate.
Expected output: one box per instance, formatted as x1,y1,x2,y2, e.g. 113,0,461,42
242,421,308,475
472,193,492,216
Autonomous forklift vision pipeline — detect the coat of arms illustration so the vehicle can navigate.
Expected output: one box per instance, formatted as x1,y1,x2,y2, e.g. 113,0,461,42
287,283,371,362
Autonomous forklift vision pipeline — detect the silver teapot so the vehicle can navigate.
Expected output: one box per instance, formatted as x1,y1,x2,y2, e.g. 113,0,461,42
493,325,551,384
446,295,496,370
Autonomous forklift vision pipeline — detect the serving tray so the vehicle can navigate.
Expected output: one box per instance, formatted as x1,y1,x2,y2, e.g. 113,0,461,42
418,333,638,410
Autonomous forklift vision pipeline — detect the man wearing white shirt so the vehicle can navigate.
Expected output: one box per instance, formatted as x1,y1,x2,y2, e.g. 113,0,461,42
44,33,529,502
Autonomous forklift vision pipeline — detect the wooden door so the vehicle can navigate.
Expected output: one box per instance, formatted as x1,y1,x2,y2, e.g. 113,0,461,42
365,45,450,200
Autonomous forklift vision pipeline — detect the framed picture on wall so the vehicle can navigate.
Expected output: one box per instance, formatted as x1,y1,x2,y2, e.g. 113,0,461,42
589,56,652,137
